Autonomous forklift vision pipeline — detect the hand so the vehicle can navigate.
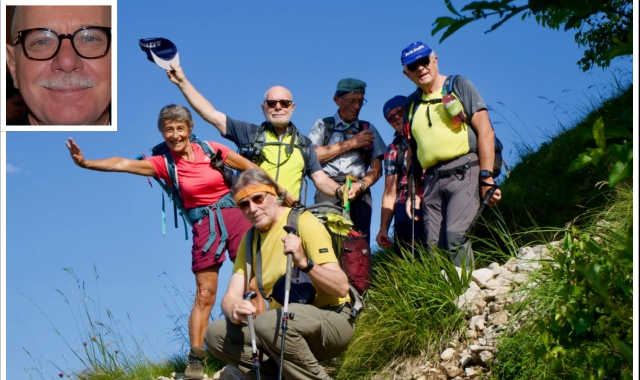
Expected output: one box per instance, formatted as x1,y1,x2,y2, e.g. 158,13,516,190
376,230,392,248
349,130,374,150
231,299,257,324
479,178,502,206
405,195,421,221
347,184,359,201
281,233,305,266
167,63,187,86
65,137,87,168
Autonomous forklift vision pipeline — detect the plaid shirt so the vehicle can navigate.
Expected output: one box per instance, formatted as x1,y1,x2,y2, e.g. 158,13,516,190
383,132,423,204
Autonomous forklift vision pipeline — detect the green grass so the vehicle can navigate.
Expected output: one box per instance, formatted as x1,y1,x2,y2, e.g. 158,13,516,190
337,247,470,379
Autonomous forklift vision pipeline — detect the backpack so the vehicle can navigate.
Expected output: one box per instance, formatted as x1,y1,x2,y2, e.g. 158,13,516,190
322,117,374,170
244,203,371,318
137,134,236,259
404,75,506,178
237,122,311,186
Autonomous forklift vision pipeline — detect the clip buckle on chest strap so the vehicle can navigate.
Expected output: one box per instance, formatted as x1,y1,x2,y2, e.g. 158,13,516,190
433,160,479,179
186,192,236,260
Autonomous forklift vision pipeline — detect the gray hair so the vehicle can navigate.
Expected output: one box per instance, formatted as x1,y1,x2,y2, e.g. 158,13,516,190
157,104,194,131
10,6,21,41
231,169,280,201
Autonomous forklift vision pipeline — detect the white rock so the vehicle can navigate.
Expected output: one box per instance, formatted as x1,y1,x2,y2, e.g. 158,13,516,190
479,350,494,364
460,352,473,367
504,257,518,272
484,278,501,290
465,367,478,376
492,265,511,277
441,347,456,361
471,268,494,287
469,315,485,331
487,262,500,270
491,310,510,326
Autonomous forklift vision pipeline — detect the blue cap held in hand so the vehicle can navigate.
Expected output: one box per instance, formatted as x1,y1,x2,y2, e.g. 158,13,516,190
139,37,180,70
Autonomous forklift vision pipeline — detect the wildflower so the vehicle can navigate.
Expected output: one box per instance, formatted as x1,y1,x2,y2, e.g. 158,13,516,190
115,349,119,354
58,373,64,378
83,341,87,346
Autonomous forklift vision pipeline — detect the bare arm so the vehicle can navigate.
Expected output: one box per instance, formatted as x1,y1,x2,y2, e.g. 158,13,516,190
66,138,156,177
314,130,374,163
167,64,228,135
348,157,383,200
221,273,256,324
470,110,502,204
309,169,344,199
376,173,398,248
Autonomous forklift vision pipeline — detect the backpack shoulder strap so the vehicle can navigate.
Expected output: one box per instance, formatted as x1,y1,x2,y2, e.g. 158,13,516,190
442,74,458,95
245,227,255,292
286,206,306,235
322,117,335,147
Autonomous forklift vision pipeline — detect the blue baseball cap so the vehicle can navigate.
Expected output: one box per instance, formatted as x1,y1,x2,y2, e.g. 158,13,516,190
383,95,407,118
400,41,432,66
139,37,180,70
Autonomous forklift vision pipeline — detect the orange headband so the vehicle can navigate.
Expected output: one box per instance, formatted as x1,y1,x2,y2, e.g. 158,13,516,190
234,185,277,205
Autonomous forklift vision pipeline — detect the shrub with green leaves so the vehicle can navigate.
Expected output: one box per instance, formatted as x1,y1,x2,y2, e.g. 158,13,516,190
491,185,633,380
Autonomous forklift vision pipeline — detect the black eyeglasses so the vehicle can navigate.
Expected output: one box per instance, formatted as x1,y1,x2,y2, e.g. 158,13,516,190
265,99,293,109
13,26,111,60
340,97,367,106
406,56,431,72
386,108,403,122
238,192,270,212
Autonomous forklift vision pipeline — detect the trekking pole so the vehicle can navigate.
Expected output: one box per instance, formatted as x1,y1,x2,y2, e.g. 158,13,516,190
242,291,261,380
410,158,416,258
278,225,297,379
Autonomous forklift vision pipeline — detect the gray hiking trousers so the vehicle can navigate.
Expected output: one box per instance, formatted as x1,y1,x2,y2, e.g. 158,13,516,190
205,303,354,380
422,153,480,267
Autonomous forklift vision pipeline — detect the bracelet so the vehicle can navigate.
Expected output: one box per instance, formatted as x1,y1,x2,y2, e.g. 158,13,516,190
334,186,342,199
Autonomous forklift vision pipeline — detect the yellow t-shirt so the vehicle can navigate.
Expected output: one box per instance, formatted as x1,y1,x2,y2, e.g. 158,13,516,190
233,208,350,310
259,131,306,197
411,89,471,169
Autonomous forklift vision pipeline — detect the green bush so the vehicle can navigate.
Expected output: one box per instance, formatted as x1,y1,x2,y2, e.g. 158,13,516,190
491,185,633,379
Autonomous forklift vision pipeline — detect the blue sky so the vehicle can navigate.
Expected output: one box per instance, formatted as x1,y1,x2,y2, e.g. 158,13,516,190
2,1,635,379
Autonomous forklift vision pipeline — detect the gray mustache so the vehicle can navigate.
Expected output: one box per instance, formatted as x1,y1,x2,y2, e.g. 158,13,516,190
37,75,96,89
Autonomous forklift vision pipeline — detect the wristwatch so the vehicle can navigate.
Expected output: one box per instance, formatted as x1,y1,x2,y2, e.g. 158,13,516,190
479,170,494,178
358,181,367,192
301,258,315,273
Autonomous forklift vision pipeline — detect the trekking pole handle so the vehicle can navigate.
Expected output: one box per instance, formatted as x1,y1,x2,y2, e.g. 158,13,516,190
243,292,261,377
282,225,298,311
465,182,499,236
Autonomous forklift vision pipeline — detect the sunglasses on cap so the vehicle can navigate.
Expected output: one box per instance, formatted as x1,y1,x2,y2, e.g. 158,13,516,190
406,56,431,72
238,192,270,212
265,99,293,109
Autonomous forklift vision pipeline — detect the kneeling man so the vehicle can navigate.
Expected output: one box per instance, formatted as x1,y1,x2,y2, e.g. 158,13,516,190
205,169,354,380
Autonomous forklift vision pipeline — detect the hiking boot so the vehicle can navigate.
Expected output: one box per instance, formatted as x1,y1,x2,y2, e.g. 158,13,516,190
184,346,206,379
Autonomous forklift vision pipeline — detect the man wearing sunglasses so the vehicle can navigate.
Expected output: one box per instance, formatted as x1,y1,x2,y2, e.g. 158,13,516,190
308,78,387,245
168,65,345,204
401,41,501,266
206,169,353,380
6,6,112,125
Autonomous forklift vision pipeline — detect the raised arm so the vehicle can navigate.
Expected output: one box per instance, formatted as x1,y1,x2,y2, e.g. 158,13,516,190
66,138,156,177
167,64,228,135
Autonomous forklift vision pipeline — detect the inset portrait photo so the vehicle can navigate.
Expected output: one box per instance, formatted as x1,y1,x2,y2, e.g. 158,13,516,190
2,3,116,131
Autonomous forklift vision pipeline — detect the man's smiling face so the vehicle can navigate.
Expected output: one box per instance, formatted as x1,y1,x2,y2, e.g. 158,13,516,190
6,6,112,125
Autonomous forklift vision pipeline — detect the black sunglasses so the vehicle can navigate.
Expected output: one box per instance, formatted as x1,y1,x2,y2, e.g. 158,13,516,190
265,99,293,109
406,56,431,72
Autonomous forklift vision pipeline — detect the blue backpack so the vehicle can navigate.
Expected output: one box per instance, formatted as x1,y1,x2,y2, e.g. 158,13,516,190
137,134,236,259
